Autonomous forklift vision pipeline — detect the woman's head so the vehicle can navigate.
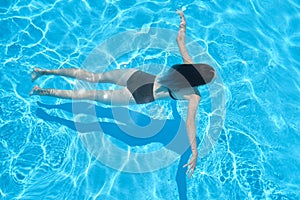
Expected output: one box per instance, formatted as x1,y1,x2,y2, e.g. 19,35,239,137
158,63,216,91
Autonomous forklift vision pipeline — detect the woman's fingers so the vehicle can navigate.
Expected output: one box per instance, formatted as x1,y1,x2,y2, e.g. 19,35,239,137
183,156,197,177
185,164,195,178
186,166,192,173
176,9,184,17
183,160,192,168
183,157,196,168
188,168,195,178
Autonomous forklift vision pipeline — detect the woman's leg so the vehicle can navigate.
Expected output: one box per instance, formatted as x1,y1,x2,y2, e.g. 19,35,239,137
29,85,135,105
176,10,193,64
31,68,98,82
99,68,138,86
31,68,138,86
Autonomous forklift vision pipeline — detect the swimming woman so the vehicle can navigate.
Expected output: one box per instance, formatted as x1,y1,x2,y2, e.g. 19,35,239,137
30,10,216,177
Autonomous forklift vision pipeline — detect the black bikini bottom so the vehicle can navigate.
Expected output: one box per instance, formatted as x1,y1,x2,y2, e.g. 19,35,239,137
127,71,156,104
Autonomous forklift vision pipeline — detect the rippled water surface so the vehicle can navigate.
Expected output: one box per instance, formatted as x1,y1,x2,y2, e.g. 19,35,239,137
1,0,300,199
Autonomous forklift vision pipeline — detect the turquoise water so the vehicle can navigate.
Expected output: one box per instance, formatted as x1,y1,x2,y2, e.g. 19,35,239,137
1,0,300,199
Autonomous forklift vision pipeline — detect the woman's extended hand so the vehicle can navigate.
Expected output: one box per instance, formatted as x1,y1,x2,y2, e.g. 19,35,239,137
176,9,184,18
183,152,198,178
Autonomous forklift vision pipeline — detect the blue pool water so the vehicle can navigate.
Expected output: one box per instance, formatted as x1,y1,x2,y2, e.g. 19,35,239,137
1,0,300,199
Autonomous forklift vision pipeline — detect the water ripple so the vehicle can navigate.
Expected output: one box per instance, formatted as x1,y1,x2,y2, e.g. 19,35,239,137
0,0,300,199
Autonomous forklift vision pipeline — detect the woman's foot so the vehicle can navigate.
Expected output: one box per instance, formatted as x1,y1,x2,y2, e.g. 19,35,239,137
29,85,41,96
31,68,45,82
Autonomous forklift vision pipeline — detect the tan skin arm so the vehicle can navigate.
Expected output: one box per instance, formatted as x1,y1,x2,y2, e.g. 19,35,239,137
183,94,200,178
176,10,193,64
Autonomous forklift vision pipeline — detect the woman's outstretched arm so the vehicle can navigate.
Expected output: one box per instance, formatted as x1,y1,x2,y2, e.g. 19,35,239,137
176,10,193,64
183,94,200,178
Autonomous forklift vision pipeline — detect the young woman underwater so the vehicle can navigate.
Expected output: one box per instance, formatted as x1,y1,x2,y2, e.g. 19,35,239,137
30,10,216,177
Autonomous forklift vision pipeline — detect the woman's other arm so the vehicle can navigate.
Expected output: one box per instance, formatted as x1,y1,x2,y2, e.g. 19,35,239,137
183,94,200,178
176,10,193,64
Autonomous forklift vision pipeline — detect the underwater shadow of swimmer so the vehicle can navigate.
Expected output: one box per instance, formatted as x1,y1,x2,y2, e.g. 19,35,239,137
36,101,200,200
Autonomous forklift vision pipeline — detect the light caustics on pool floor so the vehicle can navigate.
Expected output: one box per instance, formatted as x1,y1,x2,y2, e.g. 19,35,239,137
0,0,300,199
